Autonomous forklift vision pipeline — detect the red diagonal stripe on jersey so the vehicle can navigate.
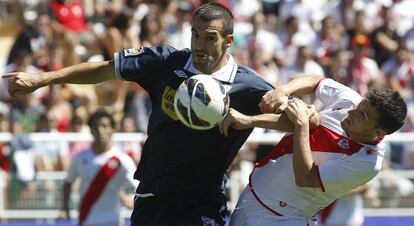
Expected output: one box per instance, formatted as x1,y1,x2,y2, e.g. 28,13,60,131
320,200,336,224
256,125,363,167
78,156,121,226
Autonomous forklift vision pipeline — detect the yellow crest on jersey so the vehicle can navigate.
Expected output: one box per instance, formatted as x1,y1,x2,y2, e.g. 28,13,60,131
162,86,178,121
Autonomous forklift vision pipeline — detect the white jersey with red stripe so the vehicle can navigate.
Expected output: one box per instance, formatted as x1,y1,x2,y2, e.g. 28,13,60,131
66,147,138,225
248,78,384,219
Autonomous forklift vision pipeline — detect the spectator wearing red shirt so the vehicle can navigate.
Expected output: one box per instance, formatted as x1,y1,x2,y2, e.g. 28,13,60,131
50,0,88,33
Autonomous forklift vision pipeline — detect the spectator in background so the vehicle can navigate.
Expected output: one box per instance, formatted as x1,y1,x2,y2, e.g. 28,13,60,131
50,0,88,34
275,16,315,68
9,94,44,134
382,44,414,98
139,8,166,47
68,107,91,159
50,0,97,59
61,109,138,226
330,50,352,86
312,16,344,74
280,45,325,85
370,7,401,67
249,48,279,87
6,14,51,66
165,0,192,49
348,34,380,95
346,10,370,50
117,114,142,165
100,10,140,61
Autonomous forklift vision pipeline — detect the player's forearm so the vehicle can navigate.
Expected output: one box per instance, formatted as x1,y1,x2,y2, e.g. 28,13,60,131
292,123,316,187
280,75,324,96
41,61,115,86
250,113,294,132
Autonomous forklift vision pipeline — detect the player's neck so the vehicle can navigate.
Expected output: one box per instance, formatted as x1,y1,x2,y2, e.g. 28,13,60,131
92,143,111,154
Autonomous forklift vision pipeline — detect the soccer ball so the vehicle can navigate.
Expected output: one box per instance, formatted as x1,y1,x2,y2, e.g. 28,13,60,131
174,74,230,130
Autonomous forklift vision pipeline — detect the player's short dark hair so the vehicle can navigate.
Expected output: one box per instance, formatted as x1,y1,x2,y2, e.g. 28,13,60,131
193,2,234,36
366,88,407,134
88,109,116,129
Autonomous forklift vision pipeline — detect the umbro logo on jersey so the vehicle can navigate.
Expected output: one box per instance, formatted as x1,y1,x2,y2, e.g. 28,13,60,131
174,70,188,78
337,138,350,149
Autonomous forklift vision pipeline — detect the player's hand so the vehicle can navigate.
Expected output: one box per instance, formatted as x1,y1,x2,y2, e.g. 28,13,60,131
219,108,252,137
259,89,289,113
2,72,43,96
285,98,313,127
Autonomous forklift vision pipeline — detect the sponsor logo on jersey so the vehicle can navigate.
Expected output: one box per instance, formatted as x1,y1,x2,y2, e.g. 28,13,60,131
124,47,144,57
162,86,178,121
337,138,350,149
365,148,373,155
174,70,188,78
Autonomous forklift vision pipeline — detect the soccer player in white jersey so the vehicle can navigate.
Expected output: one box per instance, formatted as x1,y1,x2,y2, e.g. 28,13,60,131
219,75,407,226
61,109,138,226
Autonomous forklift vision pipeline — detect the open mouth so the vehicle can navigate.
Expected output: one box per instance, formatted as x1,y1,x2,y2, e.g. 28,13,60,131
194,52,208,60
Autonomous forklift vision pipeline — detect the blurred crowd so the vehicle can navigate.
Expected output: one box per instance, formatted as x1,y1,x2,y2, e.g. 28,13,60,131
0,0,414,213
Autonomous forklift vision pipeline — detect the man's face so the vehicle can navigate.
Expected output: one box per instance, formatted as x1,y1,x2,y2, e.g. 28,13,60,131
341,99,381,142
91,117,113,145
191,16,232,74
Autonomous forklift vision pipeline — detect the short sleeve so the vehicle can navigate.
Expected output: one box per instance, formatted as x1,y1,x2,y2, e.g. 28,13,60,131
119,155,139,193
315,78,362,108
114,45,177,82
318,152,381,192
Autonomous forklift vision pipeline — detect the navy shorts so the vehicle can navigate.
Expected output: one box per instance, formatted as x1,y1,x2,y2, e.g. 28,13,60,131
130,195,226,226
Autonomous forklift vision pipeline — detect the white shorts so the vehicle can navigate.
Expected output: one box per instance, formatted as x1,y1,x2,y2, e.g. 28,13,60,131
230,187,317,226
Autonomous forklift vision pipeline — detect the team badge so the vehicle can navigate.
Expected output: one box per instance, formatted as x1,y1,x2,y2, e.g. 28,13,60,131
124,47,144,57
365,148,373,155
337,138,350,149
279,201,287,207
108,159,119,169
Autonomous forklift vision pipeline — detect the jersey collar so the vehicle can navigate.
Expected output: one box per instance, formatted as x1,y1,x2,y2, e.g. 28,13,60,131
184,53,238,84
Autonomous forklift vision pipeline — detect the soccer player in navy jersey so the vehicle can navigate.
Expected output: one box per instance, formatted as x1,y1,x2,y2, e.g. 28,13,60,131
3,2,273,225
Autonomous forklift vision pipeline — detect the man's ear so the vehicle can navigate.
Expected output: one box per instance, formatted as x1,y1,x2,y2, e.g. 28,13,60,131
374,128,386,140
225,34,234,47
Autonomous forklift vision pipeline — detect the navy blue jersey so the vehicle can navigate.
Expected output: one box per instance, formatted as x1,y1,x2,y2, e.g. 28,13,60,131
114,46,273,205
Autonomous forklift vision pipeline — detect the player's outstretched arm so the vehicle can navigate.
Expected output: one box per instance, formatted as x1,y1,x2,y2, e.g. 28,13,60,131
2,60,116,96
219,106,319,137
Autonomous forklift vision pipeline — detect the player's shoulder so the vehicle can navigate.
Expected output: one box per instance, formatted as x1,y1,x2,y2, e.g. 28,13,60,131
71,149,93,162
234,65,274,89
236,65,259,76
350,144,384,171
150,45,190,58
